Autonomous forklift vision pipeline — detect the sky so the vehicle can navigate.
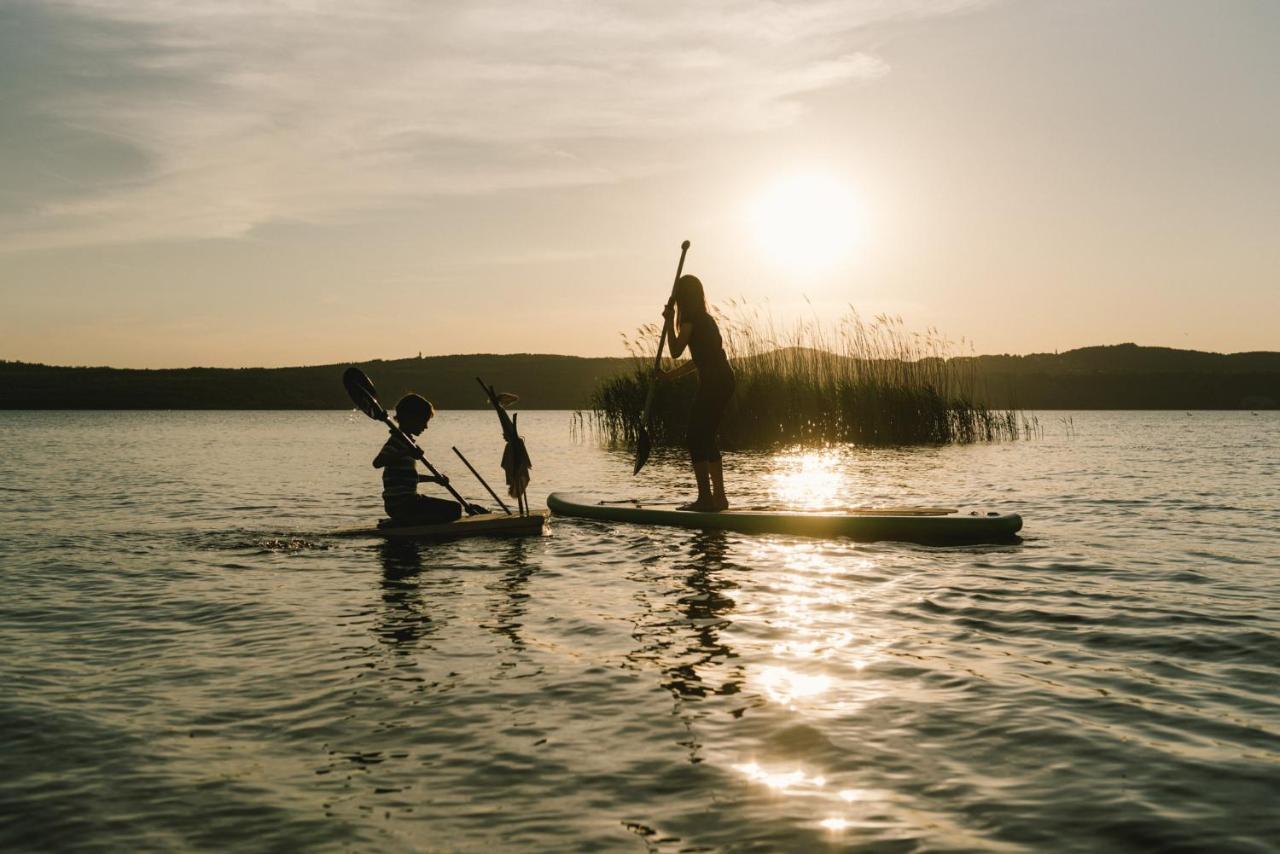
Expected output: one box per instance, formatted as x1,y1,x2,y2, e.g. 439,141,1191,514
1,0,1277,368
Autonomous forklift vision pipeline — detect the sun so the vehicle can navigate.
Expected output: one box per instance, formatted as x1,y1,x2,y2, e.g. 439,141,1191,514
748,174,866,276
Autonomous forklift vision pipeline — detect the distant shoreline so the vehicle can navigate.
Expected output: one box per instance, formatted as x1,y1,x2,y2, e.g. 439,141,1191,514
3,344,1278,410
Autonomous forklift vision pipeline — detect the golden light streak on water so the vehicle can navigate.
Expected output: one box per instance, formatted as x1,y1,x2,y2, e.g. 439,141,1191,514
771,630,854,659
738,538,894,718
767,449,850,510
757,665,833,708
733,762,827,793
723,495,912,830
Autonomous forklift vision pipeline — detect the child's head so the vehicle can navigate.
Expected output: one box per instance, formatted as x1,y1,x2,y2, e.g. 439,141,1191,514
395,393,434,435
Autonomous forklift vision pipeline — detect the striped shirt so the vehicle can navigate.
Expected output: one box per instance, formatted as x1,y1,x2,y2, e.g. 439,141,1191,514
373,432,419,510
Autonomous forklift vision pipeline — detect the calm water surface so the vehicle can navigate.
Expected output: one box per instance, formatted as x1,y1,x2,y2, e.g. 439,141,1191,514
1,410,1277,851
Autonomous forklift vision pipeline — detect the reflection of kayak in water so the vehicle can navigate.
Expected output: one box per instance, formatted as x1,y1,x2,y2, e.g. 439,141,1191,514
547,493,1022,544
332,512,547,541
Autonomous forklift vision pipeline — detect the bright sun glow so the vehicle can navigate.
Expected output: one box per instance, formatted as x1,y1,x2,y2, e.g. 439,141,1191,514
749,174,866,275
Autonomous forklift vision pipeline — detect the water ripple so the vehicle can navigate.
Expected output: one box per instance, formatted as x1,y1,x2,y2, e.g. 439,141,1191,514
1,411,1277,851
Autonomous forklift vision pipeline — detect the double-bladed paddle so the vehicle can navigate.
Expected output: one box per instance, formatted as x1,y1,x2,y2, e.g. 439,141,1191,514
633,239,690,476
342,366,480,515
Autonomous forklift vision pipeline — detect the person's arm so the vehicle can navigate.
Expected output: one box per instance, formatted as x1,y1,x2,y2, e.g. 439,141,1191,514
663,310,694,358
374,431,412,468
419,473,450,486
660,359,699,381
372,440,397,468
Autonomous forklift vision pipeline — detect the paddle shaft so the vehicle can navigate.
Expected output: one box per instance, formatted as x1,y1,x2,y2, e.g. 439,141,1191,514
452,446,512,515
640,240,690,421
475,377,517,440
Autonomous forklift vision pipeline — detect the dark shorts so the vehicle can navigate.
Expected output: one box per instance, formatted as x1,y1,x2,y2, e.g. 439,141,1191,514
687,368,735,464
385,494,462,526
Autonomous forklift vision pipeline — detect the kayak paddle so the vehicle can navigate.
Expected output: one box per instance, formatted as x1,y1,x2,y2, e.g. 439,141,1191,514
633,239,690,476
342,366,480,515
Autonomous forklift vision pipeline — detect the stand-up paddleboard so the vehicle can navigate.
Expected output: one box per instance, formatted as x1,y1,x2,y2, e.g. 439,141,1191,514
547,493,1021,544
333,511,547,541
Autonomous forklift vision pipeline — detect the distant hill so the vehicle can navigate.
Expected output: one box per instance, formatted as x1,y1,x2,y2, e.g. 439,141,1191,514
967,344,1280,409
0,354,636,410
1,344,1276,409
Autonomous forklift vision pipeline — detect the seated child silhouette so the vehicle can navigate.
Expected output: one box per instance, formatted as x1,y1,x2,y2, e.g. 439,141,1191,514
373,394,479,525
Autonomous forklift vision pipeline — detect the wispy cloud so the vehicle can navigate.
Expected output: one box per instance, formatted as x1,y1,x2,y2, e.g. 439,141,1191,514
1,0,988,250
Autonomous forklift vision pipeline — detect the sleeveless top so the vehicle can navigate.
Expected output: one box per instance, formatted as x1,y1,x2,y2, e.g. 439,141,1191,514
687,312,732,378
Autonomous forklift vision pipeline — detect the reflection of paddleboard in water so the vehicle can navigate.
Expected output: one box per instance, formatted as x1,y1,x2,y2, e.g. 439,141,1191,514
547,493,1022,544
332,512,547,541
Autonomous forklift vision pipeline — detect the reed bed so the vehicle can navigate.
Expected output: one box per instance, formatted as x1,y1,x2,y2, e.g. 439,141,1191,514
590,303,1025,449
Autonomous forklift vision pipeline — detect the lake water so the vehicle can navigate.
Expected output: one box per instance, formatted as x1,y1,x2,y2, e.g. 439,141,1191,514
1,410,1277,851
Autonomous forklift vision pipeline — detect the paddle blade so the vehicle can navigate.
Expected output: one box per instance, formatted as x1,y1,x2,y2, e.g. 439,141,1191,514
342,367,386,421
632,427,652,476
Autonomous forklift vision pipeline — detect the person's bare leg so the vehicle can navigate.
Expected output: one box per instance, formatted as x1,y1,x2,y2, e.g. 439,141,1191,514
680,461,715,510
693,461,712,503
709,459,728,510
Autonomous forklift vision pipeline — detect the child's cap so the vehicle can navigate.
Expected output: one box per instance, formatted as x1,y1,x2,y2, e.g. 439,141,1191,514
395,393,434,423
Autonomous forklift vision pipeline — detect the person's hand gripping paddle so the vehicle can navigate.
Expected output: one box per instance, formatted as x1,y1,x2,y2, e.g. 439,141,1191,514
342,366,481,515
633,239,690,476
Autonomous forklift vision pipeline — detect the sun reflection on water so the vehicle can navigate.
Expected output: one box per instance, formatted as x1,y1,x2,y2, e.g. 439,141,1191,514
734,762,826,793
757,666,833,709
733,762,885,837
720,522,906,836
768,449,851,510
739,540,893,716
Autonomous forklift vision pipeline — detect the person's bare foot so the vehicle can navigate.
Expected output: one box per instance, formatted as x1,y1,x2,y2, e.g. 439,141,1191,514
678,497,719,512
711,496,729,511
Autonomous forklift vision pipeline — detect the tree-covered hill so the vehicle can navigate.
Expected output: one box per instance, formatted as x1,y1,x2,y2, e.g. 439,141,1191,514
0,354,636,410
968,344,1280,409
1,345,1276,409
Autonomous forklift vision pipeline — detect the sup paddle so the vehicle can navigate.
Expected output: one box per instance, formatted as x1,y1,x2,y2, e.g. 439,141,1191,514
633,239,690,475
342,366,480,515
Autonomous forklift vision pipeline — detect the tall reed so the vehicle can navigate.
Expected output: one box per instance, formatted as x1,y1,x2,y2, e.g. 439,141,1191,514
590,304,1024,449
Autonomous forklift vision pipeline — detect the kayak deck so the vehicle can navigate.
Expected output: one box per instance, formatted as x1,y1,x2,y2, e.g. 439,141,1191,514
333,511,547,541
547,493,1021,544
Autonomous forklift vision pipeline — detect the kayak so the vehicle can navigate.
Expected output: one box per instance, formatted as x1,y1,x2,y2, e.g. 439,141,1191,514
546,493,1021,544
333,511,547,541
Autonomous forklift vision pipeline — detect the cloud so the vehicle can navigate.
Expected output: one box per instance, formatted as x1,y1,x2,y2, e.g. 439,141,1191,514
0,0,987,251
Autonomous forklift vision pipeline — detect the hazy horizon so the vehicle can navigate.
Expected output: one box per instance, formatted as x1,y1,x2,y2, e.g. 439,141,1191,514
3,0,1278,368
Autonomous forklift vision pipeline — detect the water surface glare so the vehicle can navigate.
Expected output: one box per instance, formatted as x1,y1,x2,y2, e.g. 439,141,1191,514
1,410,1277,851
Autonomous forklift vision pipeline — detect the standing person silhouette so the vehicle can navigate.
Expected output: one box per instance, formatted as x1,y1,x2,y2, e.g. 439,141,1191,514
659,275,735,511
